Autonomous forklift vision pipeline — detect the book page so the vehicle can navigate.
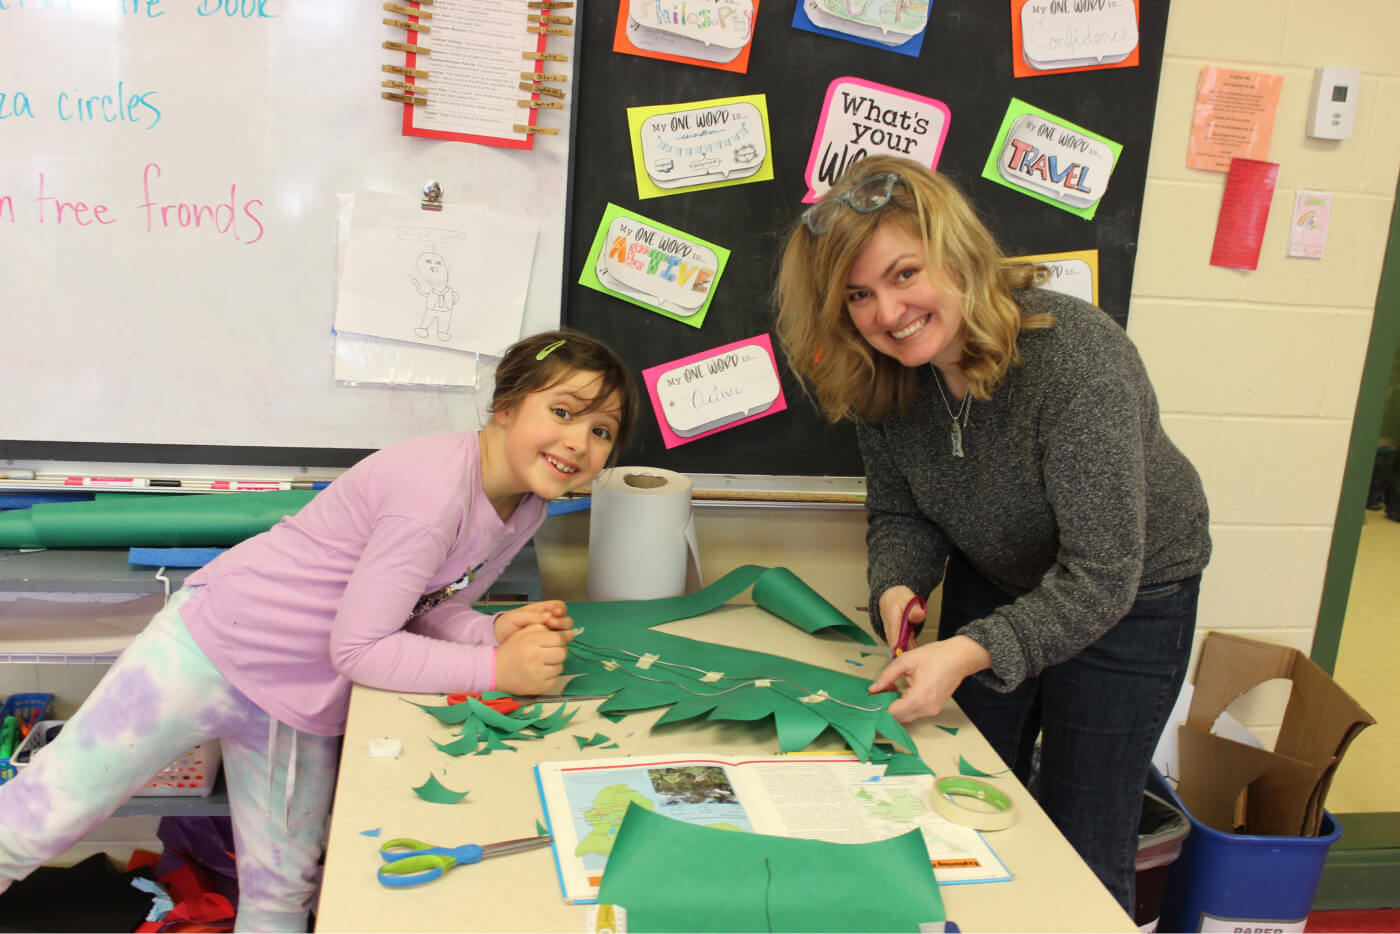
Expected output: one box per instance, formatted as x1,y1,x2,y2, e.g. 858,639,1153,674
537,753,1009,903
406,0,533,144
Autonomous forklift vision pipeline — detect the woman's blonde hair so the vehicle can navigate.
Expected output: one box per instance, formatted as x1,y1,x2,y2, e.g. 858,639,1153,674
774,155,1051,423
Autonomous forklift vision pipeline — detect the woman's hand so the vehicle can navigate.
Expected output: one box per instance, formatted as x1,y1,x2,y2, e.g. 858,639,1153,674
868,635,992,722
494,600,572,645
495,623,575,695
878,585,925,647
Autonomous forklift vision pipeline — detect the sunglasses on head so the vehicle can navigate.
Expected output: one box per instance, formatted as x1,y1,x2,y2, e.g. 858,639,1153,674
801,171,903,235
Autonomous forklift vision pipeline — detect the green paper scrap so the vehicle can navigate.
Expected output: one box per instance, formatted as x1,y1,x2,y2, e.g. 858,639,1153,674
937,725,959,736
573,732,611,750
412,773,469,804
599,710,629,724
536,819,548,836
600,742,620,749
598,805,943,932
883,752,934,777
432,734,481,757
0,491,317,548
578,203,731,330
980,98,1123,221
958,754,1007,777
406,698,480,725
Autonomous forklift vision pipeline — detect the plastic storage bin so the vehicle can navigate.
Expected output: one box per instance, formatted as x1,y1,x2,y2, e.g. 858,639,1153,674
0,693,54,784
1135,788,1190,932
7,719,221,797
1148,768,1341,933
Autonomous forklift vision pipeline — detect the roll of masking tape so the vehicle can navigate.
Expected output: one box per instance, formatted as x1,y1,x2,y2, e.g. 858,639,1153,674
587,467,701,601
929,776,1015,831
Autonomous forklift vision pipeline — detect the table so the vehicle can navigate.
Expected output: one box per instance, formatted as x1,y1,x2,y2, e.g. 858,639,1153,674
315,605,1135,932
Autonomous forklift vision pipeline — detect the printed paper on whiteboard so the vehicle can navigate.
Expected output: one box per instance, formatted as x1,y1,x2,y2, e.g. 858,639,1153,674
643,335,788,448
803,77,950,203
335,190,537,356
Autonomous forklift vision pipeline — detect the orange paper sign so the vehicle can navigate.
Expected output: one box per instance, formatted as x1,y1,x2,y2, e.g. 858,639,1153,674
1187,67,1283,172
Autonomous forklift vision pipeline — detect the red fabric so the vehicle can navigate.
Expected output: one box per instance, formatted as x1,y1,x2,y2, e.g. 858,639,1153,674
1307,908,1400,932
133,862,236,933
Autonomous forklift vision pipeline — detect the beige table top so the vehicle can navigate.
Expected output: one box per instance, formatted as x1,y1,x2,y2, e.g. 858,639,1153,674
315,605,1134,933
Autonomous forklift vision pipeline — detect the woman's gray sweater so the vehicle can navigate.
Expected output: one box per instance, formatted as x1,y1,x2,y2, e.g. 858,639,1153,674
858,287,1211,692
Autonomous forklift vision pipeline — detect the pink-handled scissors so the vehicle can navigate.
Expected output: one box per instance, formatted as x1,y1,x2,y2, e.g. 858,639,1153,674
894,596,925,656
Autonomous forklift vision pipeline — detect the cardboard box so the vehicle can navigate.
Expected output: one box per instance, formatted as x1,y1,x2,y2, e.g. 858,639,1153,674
1176,632,1374,837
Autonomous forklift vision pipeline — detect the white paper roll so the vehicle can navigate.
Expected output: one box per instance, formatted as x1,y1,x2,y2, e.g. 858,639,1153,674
587,467,702,601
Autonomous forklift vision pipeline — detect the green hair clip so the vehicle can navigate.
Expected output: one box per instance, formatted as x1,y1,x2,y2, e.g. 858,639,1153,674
535,339,567,361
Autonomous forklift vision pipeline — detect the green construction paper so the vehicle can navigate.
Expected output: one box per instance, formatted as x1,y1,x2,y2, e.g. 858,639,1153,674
572,732,611,750
958,754,1006,777
404,699,479,725
559,566,917,763
938,725,960,736
536,819,548,836
412,773,469,804
883,752,934,777
600,743,619,749
0,491,317,548
600,710,629,724
432,734,481,757
598,805,943,932
750,567,876,644
573,735,590,750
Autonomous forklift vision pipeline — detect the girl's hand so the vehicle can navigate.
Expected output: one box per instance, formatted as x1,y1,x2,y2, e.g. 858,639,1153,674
867,635,991,722
495,623,575,695
494,600,572,644
878,585,925,646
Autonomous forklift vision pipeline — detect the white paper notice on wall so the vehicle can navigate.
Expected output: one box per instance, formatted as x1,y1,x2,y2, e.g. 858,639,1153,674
1287,190,1333,259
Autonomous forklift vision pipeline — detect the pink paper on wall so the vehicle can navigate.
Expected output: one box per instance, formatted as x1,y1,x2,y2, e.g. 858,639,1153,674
642,334,787,448
1210,157,1278,271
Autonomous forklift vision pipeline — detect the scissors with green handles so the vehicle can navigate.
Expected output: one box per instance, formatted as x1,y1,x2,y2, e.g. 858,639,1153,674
377,834,552,887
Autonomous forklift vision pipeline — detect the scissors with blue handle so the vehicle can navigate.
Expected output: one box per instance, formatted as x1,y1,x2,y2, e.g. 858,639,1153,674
377,834,552,887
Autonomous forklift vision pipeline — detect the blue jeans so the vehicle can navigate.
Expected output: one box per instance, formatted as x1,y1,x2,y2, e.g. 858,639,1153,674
937,551,1198,916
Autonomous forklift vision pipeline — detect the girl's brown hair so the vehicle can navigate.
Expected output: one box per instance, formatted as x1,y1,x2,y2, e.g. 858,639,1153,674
774,155,1051,424
490,329,640,464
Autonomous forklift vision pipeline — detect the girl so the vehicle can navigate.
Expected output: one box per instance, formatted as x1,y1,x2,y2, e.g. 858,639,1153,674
774,156,1210,914
0,329,638,932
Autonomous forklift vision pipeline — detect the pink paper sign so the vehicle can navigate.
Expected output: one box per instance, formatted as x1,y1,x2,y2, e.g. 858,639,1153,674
642,334,788,448
802,77,951,203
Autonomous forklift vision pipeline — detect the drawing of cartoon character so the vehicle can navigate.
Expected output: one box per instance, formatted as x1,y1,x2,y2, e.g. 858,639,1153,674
411,251,459,341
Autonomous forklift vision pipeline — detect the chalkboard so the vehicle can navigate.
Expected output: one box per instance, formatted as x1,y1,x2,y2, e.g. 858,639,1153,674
1,2,579,466
565,1,1169,478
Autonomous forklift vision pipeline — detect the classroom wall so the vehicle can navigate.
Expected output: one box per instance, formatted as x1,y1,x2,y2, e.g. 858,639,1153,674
546,0,1400,750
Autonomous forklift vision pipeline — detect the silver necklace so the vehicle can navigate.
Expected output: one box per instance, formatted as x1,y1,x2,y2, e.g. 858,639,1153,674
931,366,971,458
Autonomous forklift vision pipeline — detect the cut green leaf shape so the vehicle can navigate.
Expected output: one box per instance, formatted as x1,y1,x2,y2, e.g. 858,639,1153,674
412,773,469,804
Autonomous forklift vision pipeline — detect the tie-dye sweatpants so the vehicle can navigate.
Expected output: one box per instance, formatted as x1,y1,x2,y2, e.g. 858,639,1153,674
0,587,340,933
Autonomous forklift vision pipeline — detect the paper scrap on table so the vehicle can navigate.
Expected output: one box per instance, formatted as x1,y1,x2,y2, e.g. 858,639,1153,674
413,773,470,804
1210,158,1278,271
1187,67,1283,173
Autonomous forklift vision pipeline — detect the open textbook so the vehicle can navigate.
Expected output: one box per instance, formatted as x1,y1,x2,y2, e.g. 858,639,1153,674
536,752,1011,904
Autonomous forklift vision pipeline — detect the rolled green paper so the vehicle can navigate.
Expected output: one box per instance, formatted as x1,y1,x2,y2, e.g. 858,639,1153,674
0,491,317,547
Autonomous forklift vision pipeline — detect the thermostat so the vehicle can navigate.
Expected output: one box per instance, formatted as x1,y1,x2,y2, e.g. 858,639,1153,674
1308,67,1360,140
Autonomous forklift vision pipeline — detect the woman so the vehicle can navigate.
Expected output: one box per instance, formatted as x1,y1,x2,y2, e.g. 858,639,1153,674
774,155,1210,914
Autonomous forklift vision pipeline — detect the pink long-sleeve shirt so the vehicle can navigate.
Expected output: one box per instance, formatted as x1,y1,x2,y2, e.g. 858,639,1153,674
181,432,546,736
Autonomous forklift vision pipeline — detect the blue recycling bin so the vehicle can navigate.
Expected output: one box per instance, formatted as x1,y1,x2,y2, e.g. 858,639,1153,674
1148,769,1341,933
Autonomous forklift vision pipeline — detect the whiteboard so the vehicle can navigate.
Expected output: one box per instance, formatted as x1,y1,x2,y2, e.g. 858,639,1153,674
0,2,576,452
